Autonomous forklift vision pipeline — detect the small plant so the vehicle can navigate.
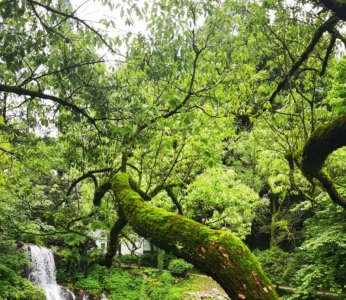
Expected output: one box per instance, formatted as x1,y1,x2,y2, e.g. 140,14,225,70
74,278,102,293
121,254,137,266
168,259,193,277
157,249,165,272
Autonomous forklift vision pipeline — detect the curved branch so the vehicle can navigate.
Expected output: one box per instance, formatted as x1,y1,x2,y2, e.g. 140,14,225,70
302,113,346,176
102,214,127,268
0,84,98,129
301,113,346,209
67,168,112,196
93,181,112,206
315,169,346,209
268,16,338,105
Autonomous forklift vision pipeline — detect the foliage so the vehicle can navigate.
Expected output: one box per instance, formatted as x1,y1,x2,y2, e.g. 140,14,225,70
140,253,158,268
184,166,268,238
74,264,107,293
74,278,101,293
103,269,143,300
121,254,138,266
168,259,193,275
255,248,294,285
1,0,346,298
286,196,346,297
140,272,184,300
0,239,45,300
157,248,165,272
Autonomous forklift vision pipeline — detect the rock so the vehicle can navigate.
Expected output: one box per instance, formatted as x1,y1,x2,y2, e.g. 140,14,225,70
185,290,229,299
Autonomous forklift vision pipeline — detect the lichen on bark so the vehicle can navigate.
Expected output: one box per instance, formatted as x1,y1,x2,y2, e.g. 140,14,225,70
112,172,279,300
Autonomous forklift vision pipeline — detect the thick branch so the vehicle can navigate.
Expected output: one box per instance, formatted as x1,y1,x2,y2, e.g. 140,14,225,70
67,168,112,196
102,214,127,268
315,0,346,21
93,182,112,206
302,113,346,175
112,173,278,300
301,113,346,209
315,169,346,209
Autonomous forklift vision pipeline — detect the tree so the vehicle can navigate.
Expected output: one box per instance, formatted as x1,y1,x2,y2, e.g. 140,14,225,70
1,0,346,299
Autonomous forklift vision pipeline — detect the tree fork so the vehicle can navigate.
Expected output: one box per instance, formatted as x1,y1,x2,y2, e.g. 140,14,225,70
112,172,278,300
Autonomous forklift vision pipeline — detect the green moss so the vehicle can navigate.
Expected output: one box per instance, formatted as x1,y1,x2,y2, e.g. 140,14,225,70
112,172,279,299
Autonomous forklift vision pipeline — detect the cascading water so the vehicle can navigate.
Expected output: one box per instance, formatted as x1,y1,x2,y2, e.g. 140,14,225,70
28,245,75,300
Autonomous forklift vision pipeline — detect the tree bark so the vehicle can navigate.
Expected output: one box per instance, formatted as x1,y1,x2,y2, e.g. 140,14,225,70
301,113,346,209
302,113,346,176
314,0,346,21
101,214,127,268
112,172,278,300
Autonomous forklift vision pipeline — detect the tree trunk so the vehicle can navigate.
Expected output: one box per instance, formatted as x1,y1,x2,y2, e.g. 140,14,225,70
112,172,278,300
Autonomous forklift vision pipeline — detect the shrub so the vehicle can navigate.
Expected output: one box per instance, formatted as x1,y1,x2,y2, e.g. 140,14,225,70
121,254,138,266
157,249,165,271
159,272,174,285
104,269,143,300
141,253,157,268
74,278,101,293
140,272,184,300
168,259,193,276
163,253,176,268
255,247,293,285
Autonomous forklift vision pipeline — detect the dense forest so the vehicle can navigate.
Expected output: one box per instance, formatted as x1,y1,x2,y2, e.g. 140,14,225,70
1,0,346,299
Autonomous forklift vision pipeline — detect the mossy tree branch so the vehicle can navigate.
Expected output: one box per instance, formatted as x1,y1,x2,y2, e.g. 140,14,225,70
301,113,346,209
112,172,278,300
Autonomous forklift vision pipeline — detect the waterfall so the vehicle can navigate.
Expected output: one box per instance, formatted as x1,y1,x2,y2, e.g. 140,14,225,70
28,245,75,300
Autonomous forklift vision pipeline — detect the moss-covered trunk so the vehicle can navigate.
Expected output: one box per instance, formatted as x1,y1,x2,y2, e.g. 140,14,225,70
112,172,278,300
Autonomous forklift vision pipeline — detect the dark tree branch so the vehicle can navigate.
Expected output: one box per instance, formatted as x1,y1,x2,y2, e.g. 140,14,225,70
302,113,346,176
0,84,99,129
315,169,346,209
268,16,338,105
320,33,336,76
165,187,183,215
20,60,105,86
300,113,346,209
314,0,346,21
93,181,112,206
67,168,112,196
102,213,127,268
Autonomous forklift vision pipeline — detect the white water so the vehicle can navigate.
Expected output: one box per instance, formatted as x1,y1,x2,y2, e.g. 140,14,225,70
28,245,75,300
